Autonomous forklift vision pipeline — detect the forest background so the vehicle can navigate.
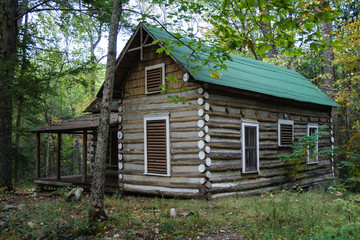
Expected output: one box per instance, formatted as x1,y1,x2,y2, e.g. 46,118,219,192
0,0,359,193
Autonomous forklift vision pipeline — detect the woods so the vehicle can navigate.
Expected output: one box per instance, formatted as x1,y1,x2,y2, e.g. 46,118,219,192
0,0,360,225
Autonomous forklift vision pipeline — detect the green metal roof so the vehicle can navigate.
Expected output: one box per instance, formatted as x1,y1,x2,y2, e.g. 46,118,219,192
144,24,339,107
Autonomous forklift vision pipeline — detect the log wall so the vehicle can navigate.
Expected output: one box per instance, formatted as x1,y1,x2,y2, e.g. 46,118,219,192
115,44,334,199
203,84,334,199
117,45,209,198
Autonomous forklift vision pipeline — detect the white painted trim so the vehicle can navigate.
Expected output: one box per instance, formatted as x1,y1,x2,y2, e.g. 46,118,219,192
241,120,260,173
145,63,165,95
144,115,171,176
198,120,205,128
277,119,294,147
307,124,319,164
117,131,123,139
204,103,210,111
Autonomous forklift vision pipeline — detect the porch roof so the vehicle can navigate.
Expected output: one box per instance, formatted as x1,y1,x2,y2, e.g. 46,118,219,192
31,113,118,133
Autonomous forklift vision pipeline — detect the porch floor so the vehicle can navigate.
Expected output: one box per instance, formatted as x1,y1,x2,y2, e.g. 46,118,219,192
34,174,119,193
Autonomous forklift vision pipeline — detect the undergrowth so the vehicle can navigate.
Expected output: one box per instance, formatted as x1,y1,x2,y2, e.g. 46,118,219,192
0,187,359,239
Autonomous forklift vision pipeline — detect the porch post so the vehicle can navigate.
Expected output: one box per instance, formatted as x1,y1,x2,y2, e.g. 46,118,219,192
56,133,61,180
36,132,41,178
82,130,87,183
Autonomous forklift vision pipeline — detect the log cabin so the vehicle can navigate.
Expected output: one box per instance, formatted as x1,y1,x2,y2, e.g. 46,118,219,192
32,23,339,198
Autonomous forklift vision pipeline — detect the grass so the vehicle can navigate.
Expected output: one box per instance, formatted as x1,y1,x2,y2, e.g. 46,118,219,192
1,188,360,239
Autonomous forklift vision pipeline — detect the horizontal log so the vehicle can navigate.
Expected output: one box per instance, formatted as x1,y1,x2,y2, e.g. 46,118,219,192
210,133,240,139
209,143,240,149
208,163,242,172
123,106,198,116
124,160,202,166
122,87,199,104
122,180,200,189
208,112,277,123
207,122,240,130
123,184,204,198
208,152,241,160
123,116,200,125
120,171,206,178
207,95,330,119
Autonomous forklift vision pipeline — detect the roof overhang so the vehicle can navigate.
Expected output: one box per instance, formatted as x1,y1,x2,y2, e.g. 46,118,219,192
31,113,118,133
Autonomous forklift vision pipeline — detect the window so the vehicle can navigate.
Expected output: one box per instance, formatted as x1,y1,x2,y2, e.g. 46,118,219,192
278,119,294,146
144,115,170,176
145,63,165,94
241,121,259,173
307,124,319,164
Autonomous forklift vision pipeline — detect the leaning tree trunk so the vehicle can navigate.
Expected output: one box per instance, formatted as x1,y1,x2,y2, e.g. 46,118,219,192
88,0,122,223
0,0,18,191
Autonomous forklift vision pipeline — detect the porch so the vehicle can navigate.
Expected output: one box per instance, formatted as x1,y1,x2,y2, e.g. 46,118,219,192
31,113,119,192
34,174,119,193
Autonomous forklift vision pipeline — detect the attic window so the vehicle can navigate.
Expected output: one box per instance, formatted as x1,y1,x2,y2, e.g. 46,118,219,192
144,115,170,176
145,63,165,94
278,119,294,147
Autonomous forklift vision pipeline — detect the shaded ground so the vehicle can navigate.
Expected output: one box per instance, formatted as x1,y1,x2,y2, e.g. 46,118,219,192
1,187,359,239
0,189,244,239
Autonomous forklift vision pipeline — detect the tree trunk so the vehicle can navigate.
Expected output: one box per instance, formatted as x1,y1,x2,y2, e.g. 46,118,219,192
89,25,103,97
0,0,18,191
321,1,338,176
88,0,122,223
258,1,277,58
14,99,23,185
321,20,335,90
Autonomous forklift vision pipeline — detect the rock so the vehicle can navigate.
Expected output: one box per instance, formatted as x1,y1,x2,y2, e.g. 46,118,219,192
3,205,18,211
74,187,84,200
27,222,36,229
65,187,84,201
65,188,76,200
169,208,177,218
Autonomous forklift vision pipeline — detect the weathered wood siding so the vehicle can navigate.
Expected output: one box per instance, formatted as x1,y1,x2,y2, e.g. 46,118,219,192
203,84,334,199
117,45,209,198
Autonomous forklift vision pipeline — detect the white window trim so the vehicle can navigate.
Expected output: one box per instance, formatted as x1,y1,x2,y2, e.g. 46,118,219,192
278,119,294,147
241,120,260,173
145,63,165,95
144,115,171,176
307,123,319,164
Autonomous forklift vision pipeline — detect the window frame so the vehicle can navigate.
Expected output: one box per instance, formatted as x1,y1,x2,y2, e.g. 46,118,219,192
307,124,319,164
144,115,171,176
145,63,165,95
241,120,260,174
278,119,294,147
